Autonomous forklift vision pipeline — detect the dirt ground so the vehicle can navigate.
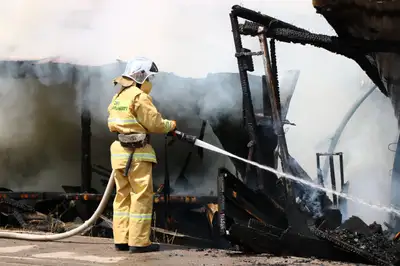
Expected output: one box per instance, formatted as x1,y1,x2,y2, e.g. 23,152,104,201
0,234,372,266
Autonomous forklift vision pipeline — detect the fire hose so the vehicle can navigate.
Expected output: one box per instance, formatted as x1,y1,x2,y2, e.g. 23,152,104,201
0,170,116,241
0,131,195,241
1,130,400,241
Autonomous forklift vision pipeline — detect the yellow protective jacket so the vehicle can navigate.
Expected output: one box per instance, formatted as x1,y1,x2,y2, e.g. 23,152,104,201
107,78,176,169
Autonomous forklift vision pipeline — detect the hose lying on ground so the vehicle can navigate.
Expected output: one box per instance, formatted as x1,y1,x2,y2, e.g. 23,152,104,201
0,170,115,241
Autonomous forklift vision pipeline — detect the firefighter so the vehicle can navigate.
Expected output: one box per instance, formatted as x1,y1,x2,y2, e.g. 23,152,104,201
107,57,176,253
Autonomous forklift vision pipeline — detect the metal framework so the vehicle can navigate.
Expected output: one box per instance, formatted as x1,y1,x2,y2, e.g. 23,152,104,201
1,6,400,263
228,4,400,200
218,8,400,263
3,5,397,202
316,152,345,207
230,6,305,198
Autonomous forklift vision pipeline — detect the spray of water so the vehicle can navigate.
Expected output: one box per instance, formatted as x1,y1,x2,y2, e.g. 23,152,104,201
194,139,400,217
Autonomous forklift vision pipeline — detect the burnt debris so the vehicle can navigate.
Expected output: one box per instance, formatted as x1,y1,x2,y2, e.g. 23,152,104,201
219,4,400,266
218,168,400,265
1,3,400,266
2,167,400,265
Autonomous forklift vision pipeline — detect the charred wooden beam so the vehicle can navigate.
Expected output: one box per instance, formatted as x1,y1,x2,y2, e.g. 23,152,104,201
0,191,216,205
231,5,395,96
230,10,264,190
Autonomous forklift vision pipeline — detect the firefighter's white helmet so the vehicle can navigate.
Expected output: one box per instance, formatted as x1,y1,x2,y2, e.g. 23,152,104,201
122,57,159,84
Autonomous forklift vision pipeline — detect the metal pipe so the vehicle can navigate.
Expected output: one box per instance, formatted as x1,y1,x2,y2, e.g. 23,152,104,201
321,85,376,178
318,152,343,156
258,30,292,198
258,31,290,168
338,152,344,206
316,153,324,187
339,152,344,192
328,155,338,207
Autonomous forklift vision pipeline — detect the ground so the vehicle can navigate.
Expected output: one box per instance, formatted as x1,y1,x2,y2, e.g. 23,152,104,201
0,235,372,266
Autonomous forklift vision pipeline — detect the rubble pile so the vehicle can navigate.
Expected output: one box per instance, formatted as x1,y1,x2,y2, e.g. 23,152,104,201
218,167,400,265
0,197,71,233
0,188,219,247
322,216,400,265
3,166,400,265
330,228,397,262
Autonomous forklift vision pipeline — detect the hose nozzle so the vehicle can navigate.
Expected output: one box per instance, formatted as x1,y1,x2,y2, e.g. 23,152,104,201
174,130,197,144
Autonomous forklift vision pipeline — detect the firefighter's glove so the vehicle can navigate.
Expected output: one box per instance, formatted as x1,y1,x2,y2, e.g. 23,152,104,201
167,130,177,137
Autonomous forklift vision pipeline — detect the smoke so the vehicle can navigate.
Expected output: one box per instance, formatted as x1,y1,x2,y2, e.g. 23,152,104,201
0,0,397,225
0,57,298,194
0,74,82,191
333,87,397,224
285,40,397,224
0,0,326,76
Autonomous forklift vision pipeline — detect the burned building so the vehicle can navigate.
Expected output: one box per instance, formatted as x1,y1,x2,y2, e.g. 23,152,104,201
2,1,400,265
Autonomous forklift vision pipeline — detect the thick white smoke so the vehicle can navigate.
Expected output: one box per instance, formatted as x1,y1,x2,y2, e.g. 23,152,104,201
284,43,397,224
0,0,396,226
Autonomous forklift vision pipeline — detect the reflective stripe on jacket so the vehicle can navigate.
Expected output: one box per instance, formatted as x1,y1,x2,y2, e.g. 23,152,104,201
107,83,175,169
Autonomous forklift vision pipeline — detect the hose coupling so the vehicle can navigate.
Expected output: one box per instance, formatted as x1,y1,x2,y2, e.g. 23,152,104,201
174,130,197,144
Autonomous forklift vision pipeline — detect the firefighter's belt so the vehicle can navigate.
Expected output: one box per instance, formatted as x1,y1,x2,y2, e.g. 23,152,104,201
116,133,150,176
117,133,150,148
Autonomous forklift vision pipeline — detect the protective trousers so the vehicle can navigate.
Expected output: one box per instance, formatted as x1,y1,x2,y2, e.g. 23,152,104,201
113,161,153,247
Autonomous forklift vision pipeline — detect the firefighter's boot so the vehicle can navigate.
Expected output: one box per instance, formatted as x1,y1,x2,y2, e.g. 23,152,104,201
115,244,129,251
129,243,160,253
